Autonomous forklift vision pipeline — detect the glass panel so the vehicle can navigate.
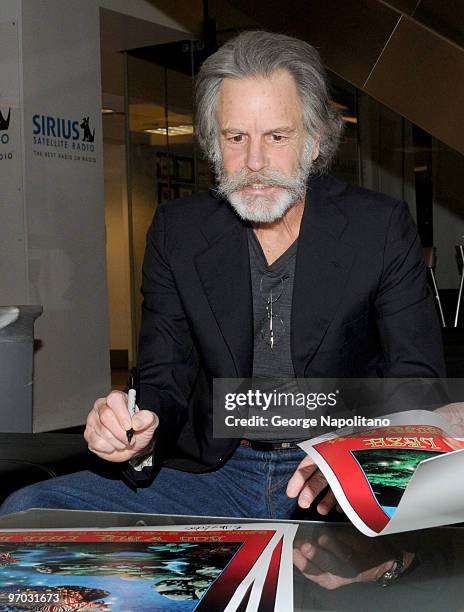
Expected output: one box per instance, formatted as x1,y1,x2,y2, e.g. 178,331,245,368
125,40,214,348
432,138,464,292
329,72,360,186
126,53,169,345
163,65,196,200
337,75,464,327
103,108,131,378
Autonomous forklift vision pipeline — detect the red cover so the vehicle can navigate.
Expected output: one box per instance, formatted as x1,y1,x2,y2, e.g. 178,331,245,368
313,425,456,533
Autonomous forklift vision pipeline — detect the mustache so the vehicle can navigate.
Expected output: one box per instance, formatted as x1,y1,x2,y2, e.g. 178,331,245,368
217,168,306,198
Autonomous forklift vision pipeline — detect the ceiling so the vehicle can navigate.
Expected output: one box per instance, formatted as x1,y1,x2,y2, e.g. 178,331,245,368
224,0,464,155
99,0,464,155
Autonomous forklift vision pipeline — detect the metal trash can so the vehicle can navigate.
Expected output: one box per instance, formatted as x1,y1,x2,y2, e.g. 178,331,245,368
0,305,42,432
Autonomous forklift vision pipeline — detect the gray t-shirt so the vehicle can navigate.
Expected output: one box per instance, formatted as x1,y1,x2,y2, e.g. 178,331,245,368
248,228,297,378
247,229,302,441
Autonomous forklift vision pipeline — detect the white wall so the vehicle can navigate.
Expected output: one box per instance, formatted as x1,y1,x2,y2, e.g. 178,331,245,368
0,0,192,431
0,9,27,303
0,0,111,431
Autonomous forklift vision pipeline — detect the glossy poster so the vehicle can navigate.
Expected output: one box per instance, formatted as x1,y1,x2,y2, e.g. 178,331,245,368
0,524,296,611
299,410,464,536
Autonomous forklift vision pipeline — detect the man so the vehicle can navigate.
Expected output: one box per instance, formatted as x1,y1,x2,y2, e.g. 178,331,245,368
1,31,445,519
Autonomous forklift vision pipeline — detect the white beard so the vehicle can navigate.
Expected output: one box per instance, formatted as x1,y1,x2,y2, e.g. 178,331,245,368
228,187,298,223
215,140,314,223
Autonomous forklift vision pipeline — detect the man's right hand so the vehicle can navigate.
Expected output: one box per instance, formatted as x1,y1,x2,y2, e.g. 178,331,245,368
84,390,159,463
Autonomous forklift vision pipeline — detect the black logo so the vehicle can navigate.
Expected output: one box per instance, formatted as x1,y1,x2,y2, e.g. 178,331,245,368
0,108,11,131
80,116,95,142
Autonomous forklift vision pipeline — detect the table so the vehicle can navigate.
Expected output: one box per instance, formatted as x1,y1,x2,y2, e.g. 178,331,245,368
0,509,462,610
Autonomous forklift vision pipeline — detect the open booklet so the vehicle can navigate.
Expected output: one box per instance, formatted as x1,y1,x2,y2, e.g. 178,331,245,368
299,409,464,537
0,522,297,611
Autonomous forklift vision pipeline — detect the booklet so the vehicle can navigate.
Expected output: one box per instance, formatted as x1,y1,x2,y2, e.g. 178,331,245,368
0,523,297,611
299,410,464,537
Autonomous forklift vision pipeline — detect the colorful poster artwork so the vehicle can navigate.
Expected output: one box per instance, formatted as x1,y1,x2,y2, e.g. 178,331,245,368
351,448,445,517
299,410,464,536
0,527,285,612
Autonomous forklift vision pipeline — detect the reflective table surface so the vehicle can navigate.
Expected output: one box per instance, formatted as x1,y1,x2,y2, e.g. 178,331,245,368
0,509,462,611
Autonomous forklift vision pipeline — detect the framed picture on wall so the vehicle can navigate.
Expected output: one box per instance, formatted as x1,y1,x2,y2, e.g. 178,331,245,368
156,154,175,179
176,157,194,182
158,183,176,203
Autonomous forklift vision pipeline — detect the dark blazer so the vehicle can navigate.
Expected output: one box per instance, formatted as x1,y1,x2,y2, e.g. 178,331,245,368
130,175,445,483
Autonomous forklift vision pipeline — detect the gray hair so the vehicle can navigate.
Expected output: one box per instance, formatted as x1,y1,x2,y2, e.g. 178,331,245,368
194,30,344,174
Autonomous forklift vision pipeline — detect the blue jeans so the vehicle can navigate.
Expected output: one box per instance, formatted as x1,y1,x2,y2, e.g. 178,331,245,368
0,445,307,519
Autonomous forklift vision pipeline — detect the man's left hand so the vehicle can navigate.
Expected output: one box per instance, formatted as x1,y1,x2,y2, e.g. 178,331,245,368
286,455,342,514
293,529,414,590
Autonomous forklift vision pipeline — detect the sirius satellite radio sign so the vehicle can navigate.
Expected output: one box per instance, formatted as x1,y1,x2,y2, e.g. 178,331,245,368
32,113,98,163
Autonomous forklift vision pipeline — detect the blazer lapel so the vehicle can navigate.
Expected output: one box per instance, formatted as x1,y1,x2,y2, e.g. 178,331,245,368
291,177,355,376
195,199,253,377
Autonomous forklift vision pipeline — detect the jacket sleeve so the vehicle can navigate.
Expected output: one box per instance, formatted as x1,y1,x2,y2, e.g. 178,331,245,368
123,205,199,486
374,200,447,410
